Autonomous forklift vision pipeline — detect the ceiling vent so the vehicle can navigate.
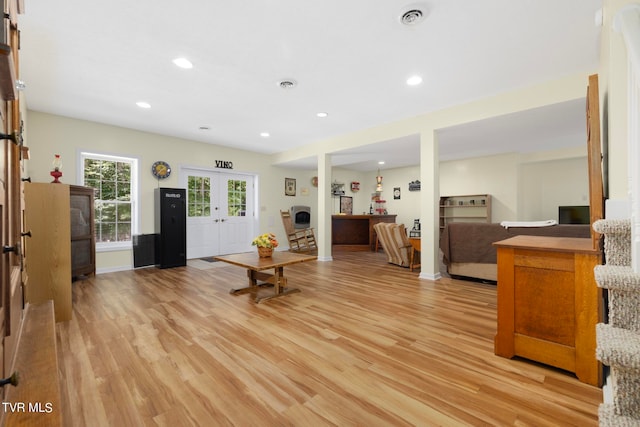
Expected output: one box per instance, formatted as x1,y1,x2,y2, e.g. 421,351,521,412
398,3,429,26
278,79,297,89
401,9,423,25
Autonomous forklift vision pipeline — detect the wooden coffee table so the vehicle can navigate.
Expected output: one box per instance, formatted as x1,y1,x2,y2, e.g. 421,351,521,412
214,251,317,303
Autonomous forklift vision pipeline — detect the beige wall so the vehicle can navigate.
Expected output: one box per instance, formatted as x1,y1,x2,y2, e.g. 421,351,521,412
601,0,635,200
25,111,320,272
273,72,594,277
519,156,589,221
27,61,610,275
25,109,590,272
327,148,588,229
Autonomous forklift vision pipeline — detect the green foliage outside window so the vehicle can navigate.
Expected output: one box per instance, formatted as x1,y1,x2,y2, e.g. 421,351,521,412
187,176,247,217
228,179,247,217
83,157,133,243
188,176,211,217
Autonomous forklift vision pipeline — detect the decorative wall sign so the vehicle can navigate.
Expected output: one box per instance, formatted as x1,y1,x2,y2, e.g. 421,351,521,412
393,187,401,200
408,180,421,191
285,177,296,196
215,160,234,169
351,181,360,192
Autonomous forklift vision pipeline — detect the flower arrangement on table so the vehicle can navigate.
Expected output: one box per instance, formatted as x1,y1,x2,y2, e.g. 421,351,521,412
251,233,279,257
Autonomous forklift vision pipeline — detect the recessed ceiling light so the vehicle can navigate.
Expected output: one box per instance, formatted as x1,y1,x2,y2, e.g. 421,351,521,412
173,57,193,69
136,101,151,109
407,75,423,86
378,161,385,165
260,132,270,137
316,112,328,118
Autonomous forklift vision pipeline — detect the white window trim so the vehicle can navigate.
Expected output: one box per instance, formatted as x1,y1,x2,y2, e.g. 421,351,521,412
79,150,139,252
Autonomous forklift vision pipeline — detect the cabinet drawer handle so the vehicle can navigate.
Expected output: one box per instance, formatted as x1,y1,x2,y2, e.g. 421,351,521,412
0,371,19,387
21,177,31,182
21,231,31,237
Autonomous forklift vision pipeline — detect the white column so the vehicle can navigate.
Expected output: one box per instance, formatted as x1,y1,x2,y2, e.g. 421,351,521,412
419,129,441,280
317,153,333,261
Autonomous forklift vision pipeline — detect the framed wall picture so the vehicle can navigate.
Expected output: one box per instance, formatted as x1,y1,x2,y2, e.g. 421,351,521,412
393,187,401,200
340,196,353,215
285,177,296,196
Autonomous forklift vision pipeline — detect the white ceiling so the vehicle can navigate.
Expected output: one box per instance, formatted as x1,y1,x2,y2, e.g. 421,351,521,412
18,0,602,171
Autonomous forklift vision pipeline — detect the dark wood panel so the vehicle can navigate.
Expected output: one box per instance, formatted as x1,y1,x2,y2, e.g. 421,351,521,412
331,215,396,250
332,216,369,245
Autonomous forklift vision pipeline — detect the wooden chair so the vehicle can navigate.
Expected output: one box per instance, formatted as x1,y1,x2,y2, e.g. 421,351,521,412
280,210,317,252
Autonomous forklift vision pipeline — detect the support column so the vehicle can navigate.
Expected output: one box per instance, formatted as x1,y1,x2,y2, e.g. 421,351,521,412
317,153,333,261
419,130,440,280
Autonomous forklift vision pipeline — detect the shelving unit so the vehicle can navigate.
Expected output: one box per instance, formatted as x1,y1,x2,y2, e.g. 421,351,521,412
371,192,386,215
439,194,491,233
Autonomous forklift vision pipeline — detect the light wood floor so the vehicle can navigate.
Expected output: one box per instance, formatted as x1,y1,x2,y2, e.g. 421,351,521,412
56,251,602,426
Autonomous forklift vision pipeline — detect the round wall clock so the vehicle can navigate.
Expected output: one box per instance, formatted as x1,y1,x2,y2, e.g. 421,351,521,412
152,161,171,179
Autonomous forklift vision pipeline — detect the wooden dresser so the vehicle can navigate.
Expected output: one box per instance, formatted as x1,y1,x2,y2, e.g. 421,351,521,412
493,235,602,386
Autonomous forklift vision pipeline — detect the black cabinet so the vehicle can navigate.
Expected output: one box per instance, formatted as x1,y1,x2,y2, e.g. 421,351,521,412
154,188,187,268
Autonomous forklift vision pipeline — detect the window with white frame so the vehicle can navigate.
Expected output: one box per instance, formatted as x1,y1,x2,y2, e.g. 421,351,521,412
80,152,138,249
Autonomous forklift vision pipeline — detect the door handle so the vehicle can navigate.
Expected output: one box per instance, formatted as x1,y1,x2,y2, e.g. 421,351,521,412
220,218,226,222
3,243,20,256
214,219,219,223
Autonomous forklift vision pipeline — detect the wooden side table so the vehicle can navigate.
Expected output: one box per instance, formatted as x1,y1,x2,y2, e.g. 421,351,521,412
493,235,602,386
409,237,421,272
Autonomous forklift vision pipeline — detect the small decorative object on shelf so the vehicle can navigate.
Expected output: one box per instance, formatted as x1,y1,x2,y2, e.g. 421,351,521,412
371,191,387,214
410,219,421,237
251,233,279,257
50,154,62,183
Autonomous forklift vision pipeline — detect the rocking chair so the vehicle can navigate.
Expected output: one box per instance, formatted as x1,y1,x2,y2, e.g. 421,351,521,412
280,210,317,252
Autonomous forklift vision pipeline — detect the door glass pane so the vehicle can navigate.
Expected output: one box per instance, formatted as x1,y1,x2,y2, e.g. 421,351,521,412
188,176,211,217
227,179,247,216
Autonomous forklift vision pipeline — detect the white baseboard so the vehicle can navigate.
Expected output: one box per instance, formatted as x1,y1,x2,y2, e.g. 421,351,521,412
419,272,441,281
96,265,134,274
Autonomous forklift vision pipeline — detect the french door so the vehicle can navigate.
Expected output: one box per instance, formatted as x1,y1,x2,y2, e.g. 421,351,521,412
181,168,256,258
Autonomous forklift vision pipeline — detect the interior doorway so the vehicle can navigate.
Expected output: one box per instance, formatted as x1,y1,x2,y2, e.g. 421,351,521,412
180,167,256,258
